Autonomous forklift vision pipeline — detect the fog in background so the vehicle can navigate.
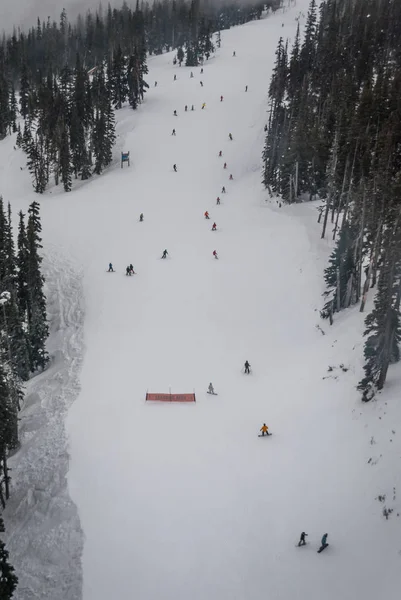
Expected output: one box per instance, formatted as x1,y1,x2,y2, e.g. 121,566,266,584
0,0,128,35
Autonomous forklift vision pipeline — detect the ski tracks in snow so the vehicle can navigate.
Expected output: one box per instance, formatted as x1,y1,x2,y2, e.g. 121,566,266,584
4,245,84,600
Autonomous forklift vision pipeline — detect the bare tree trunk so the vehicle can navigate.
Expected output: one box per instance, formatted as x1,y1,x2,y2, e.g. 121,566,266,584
333,154,350,240
321,131,338,239
360,219,382,312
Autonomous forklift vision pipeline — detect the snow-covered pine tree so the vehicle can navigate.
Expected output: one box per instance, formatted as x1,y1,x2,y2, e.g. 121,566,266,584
16,211,29,321
26,201,49,371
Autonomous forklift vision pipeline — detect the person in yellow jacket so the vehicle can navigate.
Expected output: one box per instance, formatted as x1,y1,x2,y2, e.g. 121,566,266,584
260,423,270,436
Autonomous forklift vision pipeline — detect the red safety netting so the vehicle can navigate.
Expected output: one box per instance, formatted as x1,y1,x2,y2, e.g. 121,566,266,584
146,393,196,402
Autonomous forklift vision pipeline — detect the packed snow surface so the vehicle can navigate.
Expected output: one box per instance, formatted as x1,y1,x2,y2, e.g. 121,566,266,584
2,2,401,600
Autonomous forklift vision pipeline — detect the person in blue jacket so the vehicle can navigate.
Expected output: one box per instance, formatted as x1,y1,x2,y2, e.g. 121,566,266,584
318,533,328,552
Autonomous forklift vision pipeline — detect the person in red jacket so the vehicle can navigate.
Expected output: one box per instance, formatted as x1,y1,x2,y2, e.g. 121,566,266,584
213,250,218,259
212,222,217,231
204,211,210,219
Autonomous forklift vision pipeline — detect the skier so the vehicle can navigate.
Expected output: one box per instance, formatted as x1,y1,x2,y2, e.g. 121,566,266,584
200,68,203,74
190,71,194,78
221,186,226,193
126,266,131,276
200,81,203,87
213,250,218,259
185,105,188,111
244,360,251,374
318,534,329,553
208,382,215,394
129,264,136,275
264,124,268,132
216,197,221,205
173,164,177,172
108,263,114,272
191,105,195,111
233,50,236,57
298,532,308,547
173,110,177,116
204,211,210,219
229,174,233,180
224,162,227,169
245,85,248,92
174,74,177,81
260,423,269,436
202,103,206,109
211,222,217,231
154,81,157,87
220,95,223,102
219,150,223,157
229,133,233,141
139,213,144,222
172,129,176,136
161,249,168,259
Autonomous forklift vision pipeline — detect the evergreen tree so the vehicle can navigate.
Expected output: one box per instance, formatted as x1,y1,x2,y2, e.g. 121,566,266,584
60,128,72,191
26,201,49,371
0,538,18,599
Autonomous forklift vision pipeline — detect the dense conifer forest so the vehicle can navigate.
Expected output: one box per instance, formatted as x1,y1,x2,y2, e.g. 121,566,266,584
263,0,401,401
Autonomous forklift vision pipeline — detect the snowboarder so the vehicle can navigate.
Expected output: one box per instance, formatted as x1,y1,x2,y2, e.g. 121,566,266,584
229,174,233,180
229,133,233,141
191,105,195,111
245,85,248,92
318,534,329,553
224,162,227,169
174,74,177,81
202,103,206,109
233,50,236,57
129,264,136,275
173,110,177,116
190,71,194,78
126,266,131,276
154,81,157,87
213,250,218,259
216,197,221,205
108,263,114,272
200,81,203,87
244,360,251,374
260,423,269,436
172,129,176,136
208,383,215,394
173,164,177,172
211,222,217,231
298,532,308,546
185,105,188,111
161,249,168,259
204,211,210,219
221,186,226,193
220,95,223,102
139,213,144,222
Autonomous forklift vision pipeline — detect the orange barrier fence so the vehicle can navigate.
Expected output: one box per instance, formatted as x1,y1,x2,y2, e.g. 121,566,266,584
146,392,196,403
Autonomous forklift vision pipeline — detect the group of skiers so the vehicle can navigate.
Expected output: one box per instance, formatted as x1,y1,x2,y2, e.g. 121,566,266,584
298,532,329,553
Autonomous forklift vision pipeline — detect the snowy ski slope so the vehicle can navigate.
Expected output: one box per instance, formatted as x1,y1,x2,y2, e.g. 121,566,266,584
1,3,401,600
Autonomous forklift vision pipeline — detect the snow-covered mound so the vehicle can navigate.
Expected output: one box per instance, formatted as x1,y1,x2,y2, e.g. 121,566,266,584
2,3,401,600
